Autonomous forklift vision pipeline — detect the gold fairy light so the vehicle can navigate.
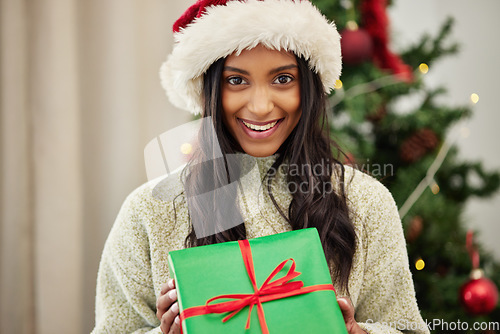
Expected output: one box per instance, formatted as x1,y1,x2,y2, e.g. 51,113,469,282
470,93,479,104
346,20,358,31
418,63,429,74
180,143,193,155
415,259,425,271
431,182,440,195
334,79,343,89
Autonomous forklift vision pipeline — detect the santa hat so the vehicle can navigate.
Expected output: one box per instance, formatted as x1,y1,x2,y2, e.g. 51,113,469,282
160,0,342,115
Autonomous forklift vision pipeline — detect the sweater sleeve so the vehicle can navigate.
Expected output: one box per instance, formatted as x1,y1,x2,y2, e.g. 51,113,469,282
350,175,429,334
92,185,165,334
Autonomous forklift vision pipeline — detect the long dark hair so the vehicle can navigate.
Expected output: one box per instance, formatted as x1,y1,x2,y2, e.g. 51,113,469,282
181,55,356,292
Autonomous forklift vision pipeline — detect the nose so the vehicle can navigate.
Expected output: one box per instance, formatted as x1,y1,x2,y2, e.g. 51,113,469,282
247,85,274,116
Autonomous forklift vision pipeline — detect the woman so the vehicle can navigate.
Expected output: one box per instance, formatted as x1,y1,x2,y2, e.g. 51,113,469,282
93,0,429,333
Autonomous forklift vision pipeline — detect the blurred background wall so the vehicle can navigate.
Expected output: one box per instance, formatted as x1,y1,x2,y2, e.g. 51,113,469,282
1,0,498,333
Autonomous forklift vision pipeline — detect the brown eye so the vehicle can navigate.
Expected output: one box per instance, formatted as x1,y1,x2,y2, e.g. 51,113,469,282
227,76,246,85
274,75,293,85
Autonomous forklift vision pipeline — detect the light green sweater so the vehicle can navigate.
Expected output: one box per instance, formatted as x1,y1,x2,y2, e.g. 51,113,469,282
92,154,429,333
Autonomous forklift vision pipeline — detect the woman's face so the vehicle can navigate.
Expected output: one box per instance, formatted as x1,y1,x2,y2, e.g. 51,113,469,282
221,45,301,157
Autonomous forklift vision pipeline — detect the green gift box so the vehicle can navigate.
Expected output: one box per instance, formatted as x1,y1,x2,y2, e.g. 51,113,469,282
167,228,348,334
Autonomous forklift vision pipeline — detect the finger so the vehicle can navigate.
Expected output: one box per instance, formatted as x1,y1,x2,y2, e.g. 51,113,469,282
160,283,169,295
160,279,175,295
337,297,355,320
160,279,176,295
156,289,177,321
168,315,181,334
337,297,361,334
161,302,179,334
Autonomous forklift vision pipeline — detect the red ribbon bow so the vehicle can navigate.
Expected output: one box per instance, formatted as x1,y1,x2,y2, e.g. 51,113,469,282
179,239,336,334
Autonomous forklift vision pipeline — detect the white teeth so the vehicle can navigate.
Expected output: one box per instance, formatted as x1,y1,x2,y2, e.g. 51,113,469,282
242,120,278,131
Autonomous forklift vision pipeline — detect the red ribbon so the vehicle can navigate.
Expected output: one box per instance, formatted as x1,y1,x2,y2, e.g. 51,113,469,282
179,239,336,334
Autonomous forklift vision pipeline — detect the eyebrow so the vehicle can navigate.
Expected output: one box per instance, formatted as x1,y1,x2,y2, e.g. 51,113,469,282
223,64,298,76
269,64,298,75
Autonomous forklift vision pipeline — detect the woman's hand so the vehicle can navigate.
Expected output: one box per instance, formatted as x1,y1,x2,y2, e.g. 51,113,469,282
156,279,181,334
337,297,367,334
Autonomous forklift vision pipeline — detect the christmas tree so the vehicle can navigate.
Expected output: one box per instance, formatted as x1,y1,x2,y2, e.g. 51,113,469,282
311,0,500,331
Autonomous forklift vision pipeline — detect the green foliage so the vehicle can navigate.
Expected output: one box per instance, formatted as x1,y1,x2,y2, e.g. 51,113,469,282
312,0,500,331
401,17,460,68
312,0,360,29
437,152,500,203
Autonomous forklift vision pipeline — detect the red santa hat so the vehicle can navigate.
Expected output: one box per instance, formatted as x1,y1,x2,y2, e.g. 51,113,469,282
160,0,342,115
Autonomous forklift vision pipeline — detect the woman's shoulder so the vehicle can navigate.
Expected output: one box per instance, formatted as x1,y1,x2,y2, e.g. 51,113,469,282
117,170,186,226
343,165,393,197
342,165,399,224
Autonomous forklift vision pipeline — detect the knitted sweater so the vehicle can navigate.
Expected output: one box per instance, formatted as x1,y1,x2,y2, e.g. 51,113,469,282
92,154,429,334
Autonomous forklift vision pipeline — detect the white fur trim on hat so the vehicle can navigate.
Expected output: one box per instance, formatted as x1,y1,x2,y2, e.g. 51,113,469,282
160,0,342,115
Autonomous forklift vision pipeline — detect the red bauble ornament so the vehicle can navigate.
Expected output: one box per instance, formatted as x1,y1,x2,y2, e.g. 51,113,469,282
340,26,374,65
406,216,424,243
460,269,499,315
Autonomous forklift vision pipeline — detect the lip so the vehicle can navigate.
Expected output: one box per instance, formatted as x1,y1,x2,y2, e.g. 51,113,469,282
238,118,284,139
238,118,282,126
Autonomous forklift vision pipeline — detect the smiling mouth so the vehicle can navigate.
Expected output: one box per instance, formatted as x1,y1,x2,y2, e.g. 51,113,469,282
240,118,283,132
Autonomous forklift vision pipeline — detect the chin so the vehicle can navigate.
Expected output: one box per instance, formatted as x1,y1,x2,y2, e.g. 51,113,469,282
240,144,279,158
